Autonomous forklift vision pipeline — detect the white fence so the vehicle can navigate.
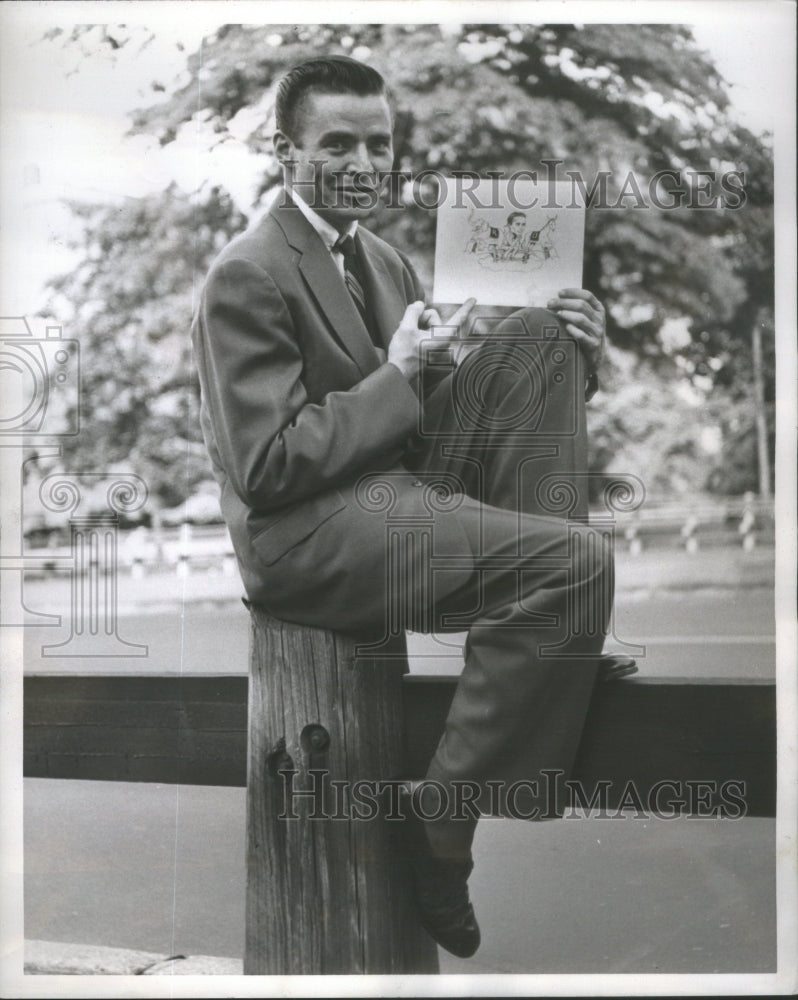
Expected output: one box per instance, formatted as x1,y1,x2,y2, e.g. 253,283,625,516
613,495,774,554
23,494,775,580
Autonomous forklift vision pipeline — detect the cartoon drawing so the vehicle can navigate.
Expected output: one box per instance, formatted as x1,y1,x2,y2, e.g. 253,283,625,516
434,179,584,306
464,208,559,271
498,211,530,261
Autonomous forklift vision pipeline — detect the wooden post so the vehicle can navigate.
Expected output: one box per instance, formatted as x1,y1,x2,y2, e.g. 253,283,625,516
244,607,440,975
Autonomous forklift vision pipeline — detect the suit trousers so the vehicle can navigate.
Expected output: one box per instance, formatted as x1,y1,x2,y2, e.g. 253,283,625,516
398,308,613,856
246,309,613,857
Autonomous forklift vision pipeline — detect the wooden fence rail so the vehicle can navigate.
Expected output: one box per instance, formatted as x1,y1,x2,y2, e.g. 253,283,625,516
24,672,776,816
23,594,776,976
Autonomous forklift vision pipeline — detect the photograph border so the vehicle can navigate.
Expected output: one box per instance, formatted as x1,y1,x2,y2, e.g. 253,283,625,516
1,1,795,996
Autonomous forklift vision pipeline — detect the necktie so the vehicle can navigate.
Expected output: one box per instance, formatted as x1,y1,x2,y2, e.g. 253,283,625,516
334,233,373,335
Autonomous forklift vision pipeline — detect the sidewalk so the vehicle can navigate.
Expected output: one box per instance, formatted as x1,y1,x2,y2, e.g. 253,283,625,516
24,940,242,975
20,543,774,617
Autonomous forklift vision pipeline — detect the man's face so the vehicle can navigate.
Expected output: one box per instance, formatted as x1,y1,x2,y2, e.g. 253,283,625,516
275,90,394,229
510,216,527,237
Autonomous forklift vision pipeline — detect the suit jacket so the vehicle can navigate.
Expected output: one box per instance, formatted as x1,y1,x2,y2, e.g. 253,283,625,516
193,196,601,803
192,195,431,606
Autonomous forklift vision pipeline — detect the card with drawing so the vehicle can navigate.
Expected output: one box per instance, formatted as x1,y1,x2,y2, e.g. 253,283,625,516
433,179,585,307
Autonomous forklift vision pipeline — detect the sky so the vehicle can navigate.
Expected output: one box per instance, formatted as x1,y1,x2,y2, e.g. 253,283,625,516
0,1,794,318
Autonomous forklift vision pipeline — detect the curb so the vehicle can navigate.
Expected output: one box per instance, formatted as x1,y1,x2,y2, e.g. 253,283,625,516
24,939,243,976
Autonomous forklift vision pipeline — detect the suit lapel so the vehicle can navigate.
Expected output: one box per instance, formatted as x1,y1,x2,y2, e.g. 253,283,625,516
271,200,380,378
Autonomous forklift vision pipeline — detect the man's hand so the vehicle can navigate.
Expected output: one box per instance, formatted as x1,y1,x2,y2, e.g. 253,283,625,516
546,288,606,373
388,298,476,381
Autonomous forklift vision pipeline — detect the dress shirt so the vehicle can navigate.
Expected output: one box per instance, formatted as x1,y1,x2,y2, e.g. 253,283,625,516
287,187,358,278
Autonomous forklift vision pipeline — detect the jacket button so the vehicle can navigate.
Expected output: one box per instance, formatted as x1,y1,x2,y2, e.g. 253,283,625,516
412,479,423,487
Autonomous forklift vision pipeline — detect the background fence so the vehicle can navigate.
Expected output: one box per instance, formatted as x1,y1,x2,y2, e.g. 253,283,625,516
22,495,775,580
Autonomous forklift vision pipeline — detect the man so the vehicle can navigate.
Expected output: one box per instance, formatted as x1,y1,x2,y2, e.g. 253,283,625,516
192,55,615,959
498,210,530,261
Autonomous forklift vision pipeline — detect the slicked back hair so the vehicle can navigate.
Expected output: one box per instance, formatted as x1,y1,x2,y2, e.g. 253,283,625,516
275,55,390,143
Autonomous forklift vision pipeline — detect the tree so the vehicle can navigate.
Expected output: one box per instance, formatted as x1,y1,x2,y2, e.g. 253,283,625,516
42,184,247,513
44,22,775,504
127,26,769,338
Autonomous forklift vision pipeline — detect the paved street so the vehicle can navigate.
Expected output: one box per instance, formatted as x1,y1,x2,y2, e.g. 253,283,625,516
22,574,775,679
24,779,775,974
20,544,778,973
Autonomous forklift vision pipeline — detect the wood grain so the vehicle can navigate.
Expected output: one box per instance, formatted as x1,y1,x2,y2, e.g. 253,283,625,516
244,608,439,974
23,673,776,817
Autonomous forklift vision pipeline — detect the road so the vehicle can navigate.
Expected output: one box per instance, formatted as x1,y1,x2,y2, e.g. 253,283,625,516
22,584,776,679
21,552,778,974
24,779,775,974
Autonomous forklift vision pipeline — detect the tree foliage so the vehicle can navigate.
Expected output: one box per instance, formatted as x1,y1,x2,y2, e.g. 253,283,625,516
44,22,775,505
43,184,247,510
128,23,772,362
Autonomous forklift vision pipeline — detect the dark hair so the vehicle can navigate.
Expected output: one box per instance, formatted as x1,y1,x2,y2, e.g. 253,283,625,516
275,55,389,141
507,212,526,225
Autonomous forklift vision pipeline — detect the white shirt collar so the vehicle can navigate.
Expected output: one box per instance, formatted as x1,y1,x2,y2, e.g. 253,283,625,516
286,187,358,251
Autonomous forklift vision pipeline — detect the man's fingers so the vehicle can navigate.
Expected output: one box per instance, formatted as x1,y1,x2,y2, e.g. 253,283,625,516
555,309,602,333
556,287,603,310
565,323,602,364
404,300,426,320
447,297,477,329
546,290,605,372
548,298,602,322
564,320,602,350
563,323,594,345
548,296,601,313
419,308,443,330
417,298,475,335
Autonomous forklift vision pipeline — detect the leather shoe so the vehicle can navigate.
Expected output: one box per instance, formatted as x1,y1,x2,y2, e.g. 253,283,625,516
396,785,481,959
598,653,638,681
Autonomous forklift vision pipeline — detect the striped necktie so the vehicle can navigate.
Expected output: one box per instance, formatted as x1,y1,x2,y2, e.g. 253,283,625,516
334,233,370,327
